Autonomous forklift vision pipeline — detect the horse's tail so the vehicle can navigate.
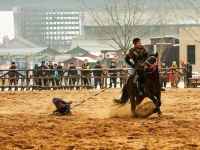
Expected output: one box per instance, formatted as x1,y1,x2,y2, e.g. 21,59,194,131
113,84,129,106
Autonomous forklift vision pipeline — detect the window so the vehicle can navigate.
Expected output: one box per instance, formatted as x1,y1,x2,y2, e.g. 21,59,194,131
187,45,195,64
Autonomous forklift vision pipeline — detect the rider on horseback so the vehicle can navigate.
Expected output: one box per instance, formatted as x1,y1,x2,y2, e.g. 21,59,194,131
125,38,148,96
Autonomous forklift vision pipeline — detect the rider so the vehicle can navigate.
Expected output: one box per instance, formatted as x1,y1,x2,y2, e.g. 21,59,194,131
125,38,148,96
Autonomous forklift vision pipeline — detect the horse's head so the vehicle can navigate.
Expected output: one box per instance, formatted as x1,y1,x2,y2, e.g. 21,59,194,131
144,53,158,72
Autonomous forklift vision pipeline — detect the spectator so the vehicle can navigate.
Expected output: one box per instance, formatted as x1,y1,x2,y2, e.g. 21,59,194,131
160,63,168,88
180,59,186,74
48,61,55,86
45,62,49,68
32,64,40,90
68,63,78,90
93,61,103,89
82,59,92,89
38,61,48,86
169,61,179,87
186,61,192,79
57,62,64,85
109,61,118,88
8,62,19,91
54,63,60,86
119,62,128,88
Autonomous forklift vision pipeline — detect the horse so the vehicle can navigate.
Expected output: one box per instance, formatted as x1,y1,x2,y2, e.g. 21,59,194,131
114,53,162,117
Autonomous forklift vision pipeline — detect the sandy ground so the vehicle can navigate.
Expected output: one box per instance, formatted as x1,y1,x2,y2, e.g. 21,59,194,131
0,88,200,150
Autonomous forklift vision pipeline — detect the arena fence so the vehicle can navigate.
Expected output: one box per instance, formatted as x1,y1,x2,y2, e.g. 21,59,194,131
0,67,191,91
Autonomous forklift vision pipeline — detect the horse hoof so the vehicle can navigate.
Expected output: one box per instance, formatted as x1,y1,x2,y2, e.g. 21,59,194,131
154,108,158,113
158,112,163,117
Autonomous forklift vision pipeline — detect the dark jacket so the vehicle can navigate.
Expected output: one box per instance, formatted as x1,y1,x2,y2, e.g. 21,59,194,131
125,46,148,68
186,63,192,78
38,65,48,76
57,65,63,76
48,65,54,76
8,66,19,77
109,66,117,76
93,65,103,76
68,66,77,76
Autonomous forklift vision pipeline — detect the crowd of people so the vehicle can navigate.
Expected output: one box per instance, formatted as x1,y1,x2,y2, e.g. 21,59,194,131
33,59,129,89
159,60,192,88
2,59,129,90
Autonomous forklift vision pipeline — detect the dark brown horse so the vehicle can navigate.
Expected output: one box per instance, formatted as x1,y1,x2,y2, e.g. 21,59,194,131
114,53,162,116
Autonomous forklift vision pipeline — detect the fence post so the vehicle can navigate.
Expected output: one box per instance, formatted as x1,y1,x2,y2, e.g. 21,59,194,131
1,78,5,91
184,72,187,88
26,70,30,91
105,69,108,88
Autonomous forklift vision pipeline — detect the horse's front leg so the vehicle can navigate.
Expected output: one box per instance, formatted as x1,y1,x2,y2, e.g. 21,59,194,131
148,95,162,116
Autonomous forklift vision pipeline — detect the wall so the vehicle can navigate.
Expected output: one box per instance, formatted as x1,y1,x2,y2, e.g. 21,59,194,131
179,27,200,72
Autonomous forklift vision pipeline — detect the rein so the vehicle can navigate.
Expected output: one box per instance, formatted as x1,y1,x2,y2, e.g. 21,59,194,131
145,56,158,74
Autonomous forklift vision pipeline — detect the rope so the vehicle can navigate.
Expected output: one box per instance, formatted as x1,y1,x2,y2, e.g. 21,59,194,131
71,81,119,109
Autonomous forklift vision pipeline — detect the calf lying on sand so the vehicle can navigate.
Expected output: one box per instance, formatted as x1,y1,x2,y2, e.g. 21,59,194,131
53,98,72,115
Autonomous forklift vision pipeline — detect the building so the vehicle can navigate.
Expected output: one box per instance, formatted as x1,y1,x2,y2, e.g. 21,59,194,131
13,7,82,49
146,36,180,67
1,0,200,50
0,36,39,48
69,38,119,54
62,57,96,69
0,47,48,68
66,46,88,57
179,27,200,72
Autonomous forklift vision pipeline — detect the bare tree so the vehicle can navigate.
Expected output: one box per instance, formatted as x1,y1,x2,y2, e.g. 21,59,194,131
84,0,158,54
149,0,178,64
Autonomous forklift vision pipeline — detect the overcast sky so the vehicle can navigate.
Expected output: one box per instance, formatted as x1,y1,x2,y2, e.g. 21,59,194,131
0,11,14,43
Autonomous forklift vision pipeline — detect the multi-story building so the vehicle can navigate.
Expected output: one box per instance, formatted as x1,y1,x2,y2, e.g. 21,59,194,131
13,7,82,49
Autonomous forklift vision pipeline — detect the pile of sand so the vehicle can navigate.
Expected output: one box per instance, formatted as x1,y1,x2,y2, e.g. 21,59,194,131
110,98,156,118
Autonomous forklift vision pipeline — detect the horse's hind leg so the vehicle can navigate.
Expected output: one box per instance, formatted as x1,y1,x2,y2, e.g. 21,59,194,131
130,96,137,115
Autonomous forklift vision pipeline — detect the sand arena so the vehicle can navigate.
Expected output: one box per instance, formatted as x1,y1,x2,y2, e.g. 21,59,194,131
0,88,200,149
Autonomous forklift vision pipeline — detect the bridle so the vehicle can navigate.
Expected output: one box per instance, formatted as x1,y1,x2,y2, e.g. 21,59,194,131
144,56,158,74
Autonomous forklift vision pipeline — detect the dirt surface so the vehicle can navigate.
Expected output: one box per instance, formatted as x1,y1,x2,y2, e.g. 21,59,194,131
0,88,200,150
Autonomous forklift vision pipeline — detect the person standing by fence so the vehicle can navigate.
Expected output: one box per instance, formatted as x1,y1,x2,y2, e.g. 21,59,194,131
54,63,60,87
119,62,128,88
185,61,192,87
8,62,19,91
169,61,179,87
186,61,192,79
93,61,103,89
48,61,55,86
68,63,78,90
109,61,118,88
57,62,63,85
160,63,168,88
38,61,48,87
82,59,92,89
